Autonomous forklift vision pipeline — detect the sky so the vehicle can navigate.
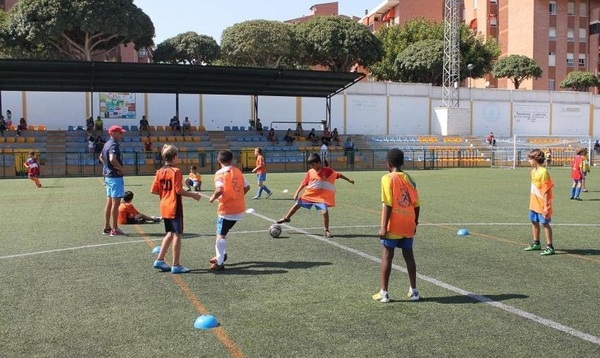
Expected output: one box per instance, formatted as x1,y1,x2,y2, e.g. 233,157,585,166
133,0,383,44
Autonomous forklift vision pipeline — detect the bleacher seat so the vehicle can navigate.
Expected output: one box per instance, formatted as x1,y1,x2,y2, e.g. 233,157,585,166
224,126,232,131
37,125,46,131
198,126,206,132
68,125,75,131
121,125,129,131
232,126,239,131
130,125,138,131
77,126,85,131
240,126,246,131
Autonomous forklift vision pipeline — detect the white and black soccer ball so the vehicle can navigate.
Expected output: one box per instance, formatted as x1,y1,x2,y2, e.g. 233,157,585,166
269,224,282,238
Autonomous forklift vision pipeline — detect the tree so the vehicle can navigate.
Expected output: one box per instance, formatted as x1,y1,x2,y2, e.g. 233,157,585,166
491,54,542,89
560,71,599,92
396,39,444,85
220,20,296,68
294,16,383,72
369,19,500,83
4,0,154,61
153,32,219,65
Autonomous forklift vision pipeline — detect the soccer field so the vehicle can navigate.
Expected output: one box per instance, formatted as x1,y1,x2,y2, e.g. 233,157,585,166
1,167,600,357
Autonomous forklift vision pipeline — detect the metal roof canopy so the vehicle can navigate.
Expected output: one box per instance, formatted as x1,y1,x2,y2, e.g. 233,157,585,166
0,60,364,98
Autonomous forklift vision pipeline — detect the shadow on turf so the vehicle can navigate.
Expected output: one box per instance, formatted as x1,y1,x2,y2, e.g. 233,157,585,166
187,260,332,275
419,293,528,304
560,248,600,256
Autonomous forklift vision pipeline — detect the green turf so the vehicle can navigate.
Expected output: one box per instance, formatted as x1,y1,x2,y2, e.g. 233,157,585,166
2,167,600,357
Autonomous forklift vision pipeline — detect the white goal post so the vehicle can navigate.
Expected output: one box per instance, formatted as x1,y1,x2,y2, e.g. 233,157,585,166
509,134,592,170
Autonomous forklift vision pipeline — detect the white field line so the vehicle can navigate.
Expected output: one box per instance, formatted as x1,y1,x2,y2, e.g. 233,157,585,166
3,216,600,346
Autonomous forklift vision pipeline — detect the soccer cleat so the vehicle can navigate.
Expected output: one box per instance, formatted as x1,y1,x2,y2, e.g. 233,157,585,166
109,228,127,236
324,230,333,238
276,217,291,224
582,189,589,192
574,197,583,201
171,265,191,274
372,290,390,303
540,247,556,256
252,196,260,200
153,260,171,272
524,243,541,251
209,262,225,271
407,289,420,301
152,216,162,223
102,228,111,235
209,253,227,264
265,192,273,199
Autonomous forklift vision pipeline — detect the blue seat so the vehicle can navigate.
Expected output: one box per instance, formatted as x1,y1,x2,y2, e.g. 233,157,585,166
232,126,239,131
68,125,75,131
77,125,85,131
224,126,231,131
240,126,246,131
121,125,129,131
130,125,138,131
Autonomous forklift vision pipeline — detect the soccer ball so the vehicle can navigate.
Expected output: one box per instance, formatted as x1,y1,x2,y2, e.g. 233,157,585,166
269,224,282,238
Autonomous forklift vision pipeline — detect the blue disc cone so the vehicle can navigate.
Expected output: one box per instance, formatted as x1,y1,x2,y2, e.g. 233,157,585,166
152,246,161,255
457,228,469,236
194,315,219,330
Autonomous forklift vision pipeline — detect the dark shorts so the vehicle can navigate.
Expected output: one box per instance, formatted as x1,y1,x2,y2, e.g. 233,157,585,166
216,217,237,236
164,217,184,234
380,238,414,249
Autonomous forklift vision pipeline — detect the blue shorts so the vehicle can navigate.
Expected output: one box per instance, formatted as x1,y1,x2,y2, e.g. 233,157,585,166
217,217,237,236
529,210,551,224
164,217,184,234
257,173,267,181
297,199,328,211
105,177,125,198
380,238,414,249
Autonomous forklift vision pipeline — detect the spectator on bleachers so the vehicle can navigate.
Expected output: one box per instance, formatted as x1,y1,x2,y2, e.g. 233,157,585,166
5,110,12,127
88,135,95,159
331,128,340,146
169,116,181,132
307,128,318,145
268,127,278,144
295,122,304,137
94,135,106,153
139,115,150,136
182,116,192,135
86,116,94,132
486,131,496,146
94,116,104,133
0,115,6,136
595,140,600,154
153,145,163,169
16,117,26,136
144,135,153,159
284,128,294,145
321,127,332,146
344,137,356,166
255,118,263,134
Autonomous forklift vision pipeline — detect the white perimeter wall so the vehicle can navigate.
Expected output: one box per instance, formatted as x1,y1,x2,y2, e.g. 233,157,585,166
2,82,599,138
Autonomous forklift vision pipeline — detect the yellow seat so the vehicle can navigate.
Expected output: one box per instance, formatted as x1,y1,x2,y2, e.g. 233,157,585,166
148,125,156,131
167,136,176,142
28,125,36,131
192,136,201,142
156,125,164,131
179,146,187,152
198,126,206,132
3,148,13,153
5,137,15,143
16,136,25,143
37,125,46,131
145,159,153,165
0,137,4,143
183,136,193,142
197,147,205,152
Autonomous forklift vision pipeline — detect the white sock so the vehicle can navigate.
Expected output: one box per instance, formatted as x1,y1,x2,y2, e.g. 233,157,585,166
216,238,227,265
410,287,418,294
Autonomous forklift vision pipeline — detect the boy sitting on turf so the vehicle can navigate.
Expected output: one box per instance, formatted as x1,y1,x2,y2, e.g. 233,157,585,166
185,165,202,191
118,190,161,225
276,153,354,238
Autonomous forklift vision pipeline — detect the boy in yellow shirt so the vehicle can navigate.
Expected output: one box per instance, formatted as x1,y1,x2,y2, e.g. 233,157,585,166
185,165,202,191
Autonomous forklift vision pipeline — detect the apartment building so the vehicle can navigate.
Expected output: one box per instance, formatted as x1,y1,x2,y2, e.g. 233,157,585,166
361,0,444,32
464,0,600,91
285,2,359,25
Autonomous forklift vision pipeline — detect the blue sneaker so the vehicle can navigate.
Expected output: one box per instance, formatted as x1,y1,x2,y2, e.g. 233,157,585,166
171,265,191,274
153,260,171,272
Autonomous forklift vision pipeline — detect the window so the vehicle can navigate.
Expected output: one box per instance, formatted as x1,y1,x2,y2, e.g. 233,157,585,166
473,0,478,9
489,14,497,27
580,1,587,17
490,0,497,4
567,28,574,41
579,28,587,42
549,52,556,66
567,2,575,16
579,54,586,67
549,27,557,40
548,79,555,91
567,53,574,67
549,1,557,15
